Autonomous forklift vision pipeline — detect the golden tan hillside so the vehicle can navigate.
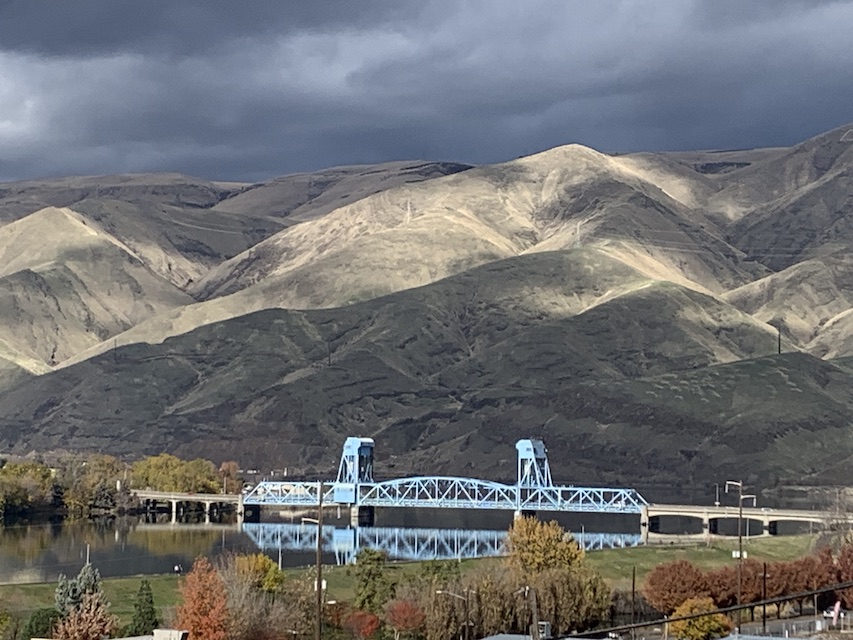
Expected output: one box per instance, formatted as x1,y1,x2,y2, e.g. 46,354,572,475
0,124,851,491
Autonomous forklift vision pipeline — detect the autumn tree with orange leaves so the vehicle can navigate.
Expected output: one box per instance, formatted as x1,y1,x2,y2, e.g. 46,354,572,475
345,609,381,640
175,556,229,640
643,560,708,615
385,599,426,640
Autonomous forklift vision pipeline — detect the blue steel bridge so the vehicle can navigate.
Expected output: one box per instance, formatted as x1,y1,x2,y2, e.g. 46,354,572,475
241,523,642,566
242,437,648,519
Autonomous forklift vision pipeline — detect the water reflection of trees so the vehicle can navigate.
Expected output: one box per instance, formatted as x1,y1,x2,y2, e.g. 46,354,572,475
0,522,60,563
0,518,221,575
124,527,221,559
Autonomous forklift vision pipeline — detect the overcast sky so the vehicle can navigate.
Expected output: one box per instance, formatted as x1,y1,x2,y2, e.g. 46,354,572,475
1,0,852,182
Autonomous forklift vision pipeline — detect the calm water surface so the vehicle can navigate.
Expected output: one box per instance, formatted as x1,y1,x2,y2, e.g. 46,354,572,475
0,500,819,584
0,508,641,584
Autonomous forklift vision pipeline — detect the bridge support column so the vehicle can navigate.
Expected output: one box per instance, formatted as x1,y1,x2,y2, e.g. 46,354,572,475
204,501,211,524
237,494,244,526
640,506,649,544
701,513,710,540
351,506,374,527
514,510,537,520
170,500,178,524
243,504,261,523
763,517,775,537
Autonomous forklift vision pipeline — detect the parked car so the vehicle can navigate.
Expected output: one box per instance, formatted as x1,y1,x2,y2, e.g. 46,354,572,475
823,607,846,619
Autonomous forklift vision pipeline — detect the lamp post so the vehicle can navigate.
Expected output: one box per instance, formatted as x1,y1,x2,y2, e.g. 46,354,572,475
726,480,756,634
437,589,471,640
516,586,540,640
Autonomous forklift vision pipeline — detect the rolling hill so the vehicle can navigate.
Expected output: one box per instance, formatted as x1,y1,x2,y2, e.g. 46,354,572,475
0,123,852,496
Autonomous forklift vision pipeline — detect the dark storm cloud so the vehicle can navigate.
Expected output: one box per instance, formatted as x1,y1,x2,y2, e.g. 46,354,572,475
1,0,852,182
0,1,411,57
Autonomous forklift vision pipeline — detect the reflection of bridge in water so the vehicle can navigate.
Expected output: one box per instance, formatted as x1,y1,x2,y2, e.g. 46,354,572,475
241,523,642,566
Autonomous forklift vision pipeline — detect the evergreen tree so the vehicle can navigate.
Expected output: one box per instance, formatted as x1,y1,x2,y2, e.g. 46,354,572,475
127,579,159,636
23,608,62,639
354,549,394,614
55,563,104,615
55,574,76,615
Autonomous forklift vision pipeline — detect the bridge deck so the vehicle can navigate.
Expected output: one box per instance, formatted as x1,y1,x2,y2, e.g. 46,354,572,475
645,503,853,524
133,489,241,503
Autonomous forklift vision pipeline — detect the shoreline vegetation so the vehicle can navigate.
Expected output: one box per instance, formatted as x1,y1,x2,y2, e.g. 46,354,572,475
0,453,242,523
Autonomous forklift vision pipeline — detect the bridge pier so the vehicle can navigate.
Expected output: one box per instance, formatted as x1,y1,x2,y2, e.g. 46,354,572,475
242,503,261,523
351,506,375,527
640,505,649,544
514,510,537,520
170,500,178,524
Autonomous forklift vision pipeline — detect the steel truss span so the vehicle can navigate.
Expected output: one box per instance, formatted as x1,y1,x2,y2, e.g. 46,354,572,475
242,523,642,565
242,437,648,515
244,477,647,514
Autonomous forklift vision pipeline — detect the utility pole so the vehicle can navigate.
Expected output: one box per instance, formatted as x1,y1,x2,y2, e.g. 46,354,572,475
529,587,540,640
315,482,324,640
762,562,768,635
465,590,472,640
631,567,637,638
777,325,782,354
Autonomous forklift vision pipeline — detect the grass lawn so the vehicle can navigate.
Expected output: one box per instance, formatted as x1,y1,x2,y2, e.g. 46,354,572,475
0,536,817,624
0,574,181,627
587,534,818,589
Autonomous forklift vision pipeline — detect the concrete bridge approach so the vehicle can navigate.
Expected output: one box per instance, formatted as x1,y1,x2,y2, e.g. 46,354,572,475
133,489,243,524
641,503,853,543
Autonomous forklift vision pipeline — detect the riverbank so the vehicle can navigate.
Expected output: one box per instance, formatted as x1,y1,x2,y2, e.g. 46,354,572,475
0,534,818,625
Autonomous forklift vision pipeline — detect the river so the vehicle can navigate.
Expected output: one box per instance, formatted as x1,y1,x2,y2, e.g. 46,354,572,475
0,504,818,584
0,508,641,584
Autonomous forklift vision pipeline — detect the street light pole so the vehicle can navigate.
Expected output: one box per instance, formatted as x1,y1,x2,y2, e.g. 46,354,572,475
516,587,540,640
437,589,472,640
726,480,756,634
